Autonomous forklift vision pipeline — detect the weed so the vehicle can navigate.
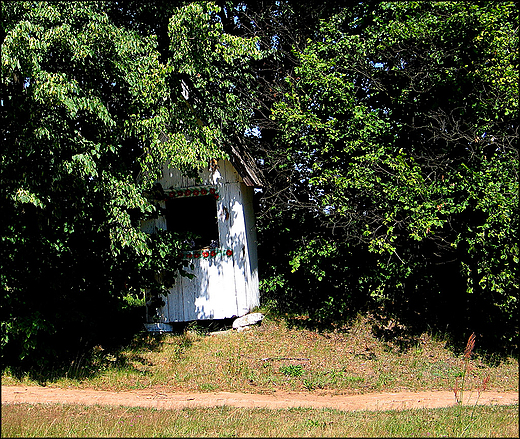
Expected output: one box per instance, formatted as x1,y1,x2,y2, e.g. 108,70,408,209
279,364,304,377
198,383,217,391
451,332,493,437
306,418,328,428
344,375,364,384
185,321,207,336
454,332,476,405
376,373,395,389
303,378,315,391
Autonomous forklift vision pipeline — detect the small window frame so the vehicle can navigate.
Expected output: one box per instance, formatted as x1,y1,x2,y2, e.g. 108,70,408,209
165,193,219,250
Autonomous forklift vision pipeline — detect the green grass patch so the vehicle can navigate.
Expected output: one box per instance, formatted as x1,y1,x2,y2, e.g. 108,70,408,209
279,364,304,377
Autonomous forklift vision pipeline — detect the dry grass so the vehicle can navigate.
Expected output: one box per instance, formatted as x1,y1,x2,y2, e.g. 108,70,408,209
2,313,517,396
2,402,518,437
2,313,518,438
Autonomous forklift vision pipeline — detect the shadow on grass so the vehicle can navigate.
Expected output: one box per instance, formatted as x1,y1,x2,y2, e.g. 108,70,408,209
3,306,155,385
158,317,236,335
265,307,516,367
3,314,239,386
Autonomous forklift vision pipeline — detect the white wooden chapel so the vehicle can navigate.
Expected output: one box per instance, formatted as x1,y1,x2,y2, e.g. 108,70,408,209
142,148,262,328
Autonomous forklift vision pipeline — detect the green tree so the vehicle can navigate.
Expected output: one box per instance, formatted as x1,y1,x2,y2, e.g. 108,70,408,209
1,1,260,368
264,1,518,350
206,1,380,325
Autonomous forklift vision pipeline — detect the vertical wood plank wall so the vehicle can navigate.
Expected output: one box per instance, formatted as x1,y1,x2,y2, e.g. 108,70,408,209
143,159,260,322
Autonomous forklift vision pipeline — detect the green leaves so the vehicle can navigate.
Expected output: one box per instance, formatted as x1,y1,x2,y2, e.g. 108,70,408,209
155,2,262,175
11,187,47,209
262,1,518,350
0,1,269,368
169,2,260,74
0,2,178,366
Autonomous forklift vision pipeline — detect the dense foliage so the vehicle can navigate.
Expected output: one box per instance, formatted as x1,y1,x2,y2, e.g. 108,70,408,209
258,1,518,351
1,1,260,368
1,1,517,370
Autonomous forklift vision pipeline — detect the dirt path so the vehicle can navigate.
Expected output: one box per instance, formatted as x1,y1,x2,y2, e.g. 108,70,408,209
2,386,518,412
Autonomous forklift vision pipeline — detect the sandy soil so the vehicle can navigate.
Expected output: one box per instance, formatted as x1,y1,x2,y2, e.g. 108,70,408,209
2,386,518,412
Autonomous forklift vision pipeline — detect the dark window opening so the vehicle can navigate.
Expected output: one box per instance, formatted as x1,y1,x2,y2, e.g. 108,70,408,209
166,195,219,249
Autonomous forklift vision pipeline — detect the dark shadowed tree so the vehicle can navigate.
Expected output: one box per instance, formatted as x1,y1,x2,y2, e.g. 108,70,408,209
1,1,261,369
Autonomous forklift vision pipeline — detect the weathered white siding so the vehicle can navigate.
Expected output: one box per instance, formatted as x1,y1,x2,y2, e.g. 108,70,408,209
143,159,259,322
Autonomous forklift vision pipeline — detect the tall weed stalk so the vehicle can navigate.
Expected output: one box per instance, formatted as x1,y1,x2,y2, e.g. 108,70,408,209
452,332,492,436
454,332,476,405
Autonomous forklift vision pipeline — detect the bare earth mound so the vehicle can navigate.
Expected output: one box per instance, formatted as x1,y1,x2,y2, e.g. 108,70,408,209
2,386,518,412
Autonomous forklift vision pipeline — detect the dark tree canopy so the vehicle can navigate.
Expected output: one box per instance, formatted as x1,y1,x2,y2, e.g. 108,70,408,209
1,1,260,368
258,1,518,351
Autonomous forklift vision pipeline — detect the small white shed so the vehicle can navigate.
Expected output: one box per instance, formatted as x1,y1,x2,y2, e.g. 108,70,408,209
142,149,262,324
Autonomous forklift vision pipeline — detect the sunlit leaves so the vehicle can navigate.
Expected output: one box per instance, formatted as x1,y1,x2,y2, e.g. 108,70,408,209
0,1,178,366
164,2,262,164
1,1,268,366
169,2,260,74
11,187,47,209
267,1,518,348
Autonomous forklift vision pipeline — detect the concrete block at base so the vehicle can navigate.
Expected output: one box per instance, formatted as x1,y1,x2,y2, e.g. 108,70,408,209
232,312,264,330
144,323,174,333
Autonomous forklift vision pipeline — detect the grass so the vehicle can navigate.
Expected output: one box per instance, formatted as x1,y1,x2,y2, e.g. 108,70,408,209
2,312,518,437
2,402,518,437
2,313,516,395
